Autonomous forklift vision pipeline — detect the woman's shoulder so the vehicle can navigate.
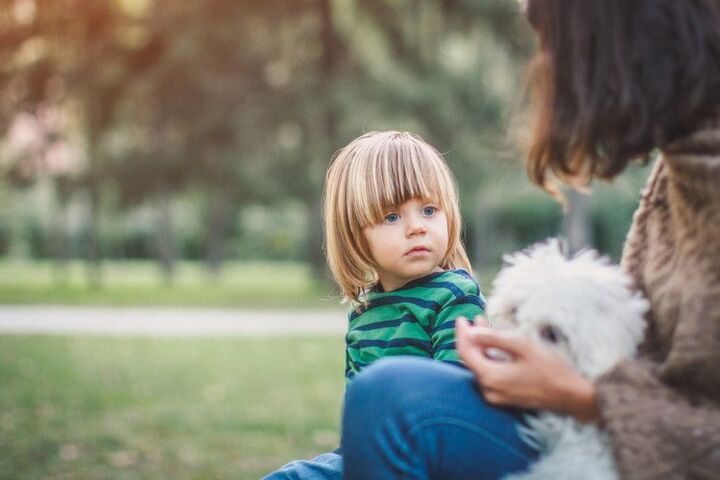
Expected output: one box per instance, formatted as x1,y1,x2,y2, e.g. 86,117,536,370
663,113,720,174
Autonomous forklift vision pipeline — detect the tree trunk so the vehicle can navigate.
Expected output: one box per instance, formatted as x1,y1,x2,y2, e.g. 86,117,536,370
307,197,327,279
51,177,71,286
563,189,592,255
472,192,496,269
84,179,103,288
308,0,339,281
82,129,105,289
205,187,232,280
155,189,176,286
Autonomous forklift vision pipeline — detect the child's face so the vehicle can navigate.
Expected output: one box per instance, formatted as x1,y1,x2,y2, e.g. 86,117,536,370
363,197,449,292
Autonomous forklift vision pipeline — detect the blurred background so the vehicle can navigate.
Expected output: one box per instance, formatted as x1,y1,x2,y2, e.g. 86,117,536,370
0,0,651,478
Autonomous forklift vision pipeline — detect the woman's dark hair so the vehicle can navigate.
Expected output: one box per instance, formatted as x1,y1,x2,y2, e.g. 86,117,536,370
523,0,720,190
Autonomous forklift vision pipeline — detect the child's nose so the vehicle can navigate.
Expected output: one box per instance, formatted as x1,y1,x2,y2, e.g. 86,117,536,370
406,217,427,237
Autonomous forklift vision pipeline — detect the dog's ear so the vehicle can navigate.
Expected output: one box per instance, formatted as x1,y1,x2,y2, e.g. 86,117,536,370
501,250,521,268
500,253,514,268
502,237,563,267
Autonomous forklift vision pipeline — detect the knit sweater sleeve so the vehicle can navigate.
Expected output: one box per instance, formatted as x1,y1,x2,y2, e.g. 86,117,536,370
595,127,720,480
596,345,720,479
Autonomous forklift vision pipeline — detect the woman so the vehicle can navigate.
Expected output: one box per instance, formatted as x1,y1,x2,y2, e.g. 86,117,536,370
340,1,720,478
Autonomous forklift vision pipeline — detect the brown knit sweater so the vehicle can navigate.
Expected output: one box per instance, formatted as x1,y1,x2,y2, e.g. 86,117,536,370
596,122,720,479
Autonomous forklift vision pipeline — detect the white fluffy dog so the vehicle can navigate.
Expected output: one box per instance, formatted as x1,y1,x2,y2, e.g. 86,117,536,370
485,240,649,480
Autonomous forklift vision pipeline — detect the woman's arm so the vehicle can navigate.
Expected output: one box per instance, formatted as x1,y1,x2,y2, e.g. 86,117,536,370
455,318,600,424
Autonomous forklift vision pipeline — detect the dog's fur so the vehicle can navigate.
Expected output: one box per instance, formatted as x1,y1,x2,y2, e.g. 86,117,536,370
486,240,649,480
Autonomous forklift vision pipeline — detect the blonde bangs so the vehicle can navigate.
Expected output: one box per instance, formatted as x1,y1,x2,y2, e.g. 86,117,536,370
345,133,456,229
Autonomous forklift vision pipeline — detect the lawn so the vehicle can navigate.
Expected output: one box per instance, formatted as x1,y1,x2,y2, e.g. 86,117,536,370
0,259,499,308
0,261,501,478
0,335,345,479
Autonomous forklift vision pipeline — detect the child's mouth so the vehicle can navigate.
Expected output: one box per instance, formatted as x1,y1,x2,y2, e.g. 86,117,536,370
405,246,430,256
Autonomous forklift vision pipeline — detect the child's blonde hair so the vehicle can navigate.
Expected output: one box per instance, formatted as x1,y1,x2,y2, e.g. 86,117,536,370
323,130,472,303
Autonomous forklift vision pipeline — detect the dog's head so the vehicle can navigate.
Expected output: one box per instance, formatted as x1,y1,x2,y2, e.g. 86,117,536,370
487,240,649,380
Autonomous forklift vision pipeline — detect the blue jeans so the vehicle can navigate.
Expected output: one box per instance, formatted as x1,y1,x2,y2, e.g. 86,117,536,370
263,449,343,480
341,357,539,479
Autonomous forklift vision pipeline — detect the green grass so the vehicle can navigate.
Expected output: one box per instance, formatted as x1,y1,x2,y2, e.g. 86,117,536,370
0,260,339,308
0,259,500,308
0,335,346,479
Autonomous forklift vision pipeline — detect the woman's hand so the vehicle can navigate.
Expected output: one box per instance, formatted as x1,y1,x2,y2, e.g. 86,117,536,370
456,317,600,424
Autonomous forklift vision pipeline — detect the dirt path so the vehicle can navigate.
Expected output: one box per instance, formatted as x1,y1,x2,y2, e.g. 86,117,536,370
0,306,346,337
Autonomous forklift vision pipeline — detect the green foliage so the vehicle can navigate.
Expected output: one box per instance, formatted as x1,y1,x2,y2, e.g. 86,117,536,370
494,193,563,247
0,335,345,479
591,195,638,260
10,200,310,262
0,0,650,279
587,161,652,259
24,218,52,259
232,203,309,261
0,222,10,256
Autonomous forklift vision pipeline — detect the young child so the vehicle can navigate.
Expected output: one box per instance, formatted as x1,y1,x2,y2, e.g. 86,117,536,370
264,130,486,479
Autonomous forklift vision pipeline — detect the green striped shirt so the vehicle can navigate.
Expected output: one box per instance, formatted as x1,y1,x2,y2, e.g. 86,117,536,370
345,269,486,381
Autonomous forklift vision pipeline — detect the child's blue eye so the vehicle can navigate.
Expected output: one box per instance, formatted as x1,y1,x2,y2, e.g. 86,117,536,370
384,213,400,223
421,206,437,217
